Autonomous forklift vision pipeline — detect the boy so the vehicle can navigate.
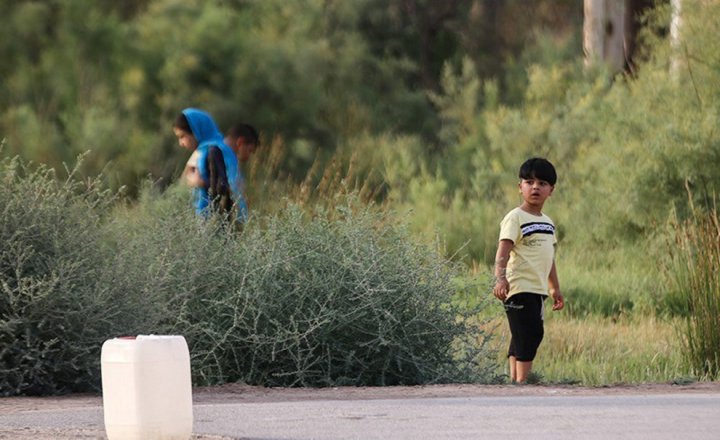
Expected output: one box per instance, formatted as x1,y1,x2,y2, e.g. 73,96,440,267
493,157,564,383
223,122,259,212
224,122,260,164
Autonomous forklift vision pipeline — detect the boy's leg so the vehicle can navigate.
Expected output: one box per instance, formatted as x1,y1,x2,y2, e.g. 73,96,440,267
505,293,544,383
516,361,533,383
507,331,518,382
508,356,517,383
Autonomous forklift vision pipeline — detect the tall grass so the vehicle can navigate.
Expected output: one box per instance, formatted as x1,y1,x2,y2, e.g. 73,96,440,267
668,202,720,379
555,244,663,318
473,236,695,385
242,134,385,215
484,312,691,385
538,314,691,385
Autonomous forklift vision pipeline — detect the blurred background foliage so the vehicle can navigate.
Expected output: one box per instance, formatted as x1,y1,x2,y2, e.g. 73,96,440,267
0,0,583,194
0,0,591,259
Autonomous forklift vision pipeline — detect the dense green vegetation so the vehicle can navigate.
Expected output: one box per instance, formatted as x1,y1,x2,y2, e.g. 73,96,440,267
0,0,581,193
2,0,720,393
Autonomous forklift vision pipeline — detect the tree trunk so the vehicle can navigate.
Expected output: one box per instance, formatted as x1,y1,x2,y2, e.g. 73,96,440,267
670,0,683,78
583,0,627,73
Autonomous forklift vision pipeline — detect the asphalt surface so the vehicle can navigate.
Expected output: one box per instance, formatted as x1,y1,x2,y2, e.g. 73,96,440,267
1,391,720,439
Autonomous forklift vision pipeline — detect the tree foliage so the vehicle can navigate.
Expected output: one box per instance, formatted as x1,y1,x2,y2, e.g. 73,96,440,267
0,0,583,194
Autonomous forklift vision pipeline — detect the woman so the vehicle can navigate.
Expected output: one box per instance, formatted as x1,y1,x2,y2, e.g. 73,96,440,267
173,108,248,221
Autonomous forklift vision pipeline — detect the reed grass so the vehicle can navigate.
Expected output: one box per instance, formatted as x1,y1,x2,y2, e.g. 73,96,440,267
668,201,720,379
242,134,384,215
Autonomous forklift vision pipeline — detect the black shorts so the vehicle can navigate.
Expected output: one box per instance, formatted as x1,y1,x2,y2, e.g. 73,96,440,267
504,292,545,362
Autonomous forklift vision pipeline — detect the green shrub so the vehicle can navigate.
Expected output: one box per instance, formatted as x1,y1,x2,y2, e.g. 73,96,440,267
111,188,497,387
0,157,117,395
1,158,497,395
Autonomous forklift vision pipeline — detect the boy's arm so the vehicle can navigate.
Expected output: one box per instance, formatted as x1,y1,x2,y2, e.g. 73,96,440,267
548,261,564,311
493,239,514,302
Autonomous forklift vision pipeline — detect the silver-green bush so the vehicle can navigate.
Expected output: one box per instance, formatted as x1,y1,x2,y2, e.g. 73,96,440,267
0,157,117,395
1,159,495,395
110,189,496,387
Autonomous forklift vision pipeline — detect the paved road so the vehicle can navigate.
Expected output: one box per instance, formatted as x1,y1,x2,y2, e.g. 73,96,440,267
2,393,719,439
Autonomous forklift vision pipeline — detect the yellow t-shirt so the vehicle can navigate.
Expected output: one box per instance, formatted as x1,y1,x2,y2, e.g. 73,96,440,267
499,207,556,298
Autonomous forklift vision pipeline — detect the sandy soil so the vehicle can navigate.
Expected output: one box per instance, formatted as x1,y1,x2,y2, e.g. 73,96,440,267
2,381,719,439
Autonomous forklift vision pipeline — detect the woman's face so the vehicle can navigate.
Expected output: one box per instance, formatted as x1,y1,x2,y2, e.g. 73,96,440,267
174,127,198,150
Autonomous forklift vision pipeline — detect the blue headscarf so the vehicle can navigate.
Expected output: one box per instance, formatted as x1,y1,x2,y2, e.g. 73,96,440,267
182,108,248,220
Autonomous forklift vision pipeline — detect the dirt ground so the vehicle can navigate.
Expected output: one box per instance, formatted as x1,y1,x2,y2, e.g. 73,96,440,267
2,381,720,439
193,380,720,404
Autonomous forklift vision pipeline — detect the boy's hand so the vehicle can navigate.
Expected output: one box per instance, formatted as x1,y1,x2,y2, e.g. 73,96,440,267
551,290,564,311
493,278,509,302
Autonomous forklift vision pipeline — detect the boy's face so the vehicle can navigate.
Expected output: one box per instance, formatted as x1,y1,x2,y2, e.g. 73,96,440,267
174,127,198,151
519,177,554,208
225,135,257,163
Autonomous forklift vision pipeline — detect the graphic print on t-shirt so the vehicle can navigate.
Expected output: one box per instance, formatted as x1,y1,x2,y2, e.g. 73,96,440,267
520,222,555,237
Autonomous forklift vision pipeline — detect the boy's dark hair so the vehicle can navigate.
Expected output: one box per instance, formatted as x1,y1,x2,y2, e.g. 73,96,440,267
174,113,192,134
226,123,259,146
519,157,557,185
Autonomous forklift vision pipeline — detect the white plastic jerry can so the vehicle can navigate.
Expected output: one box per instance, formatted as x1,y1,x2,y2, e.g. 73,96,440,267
101,335,193,440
